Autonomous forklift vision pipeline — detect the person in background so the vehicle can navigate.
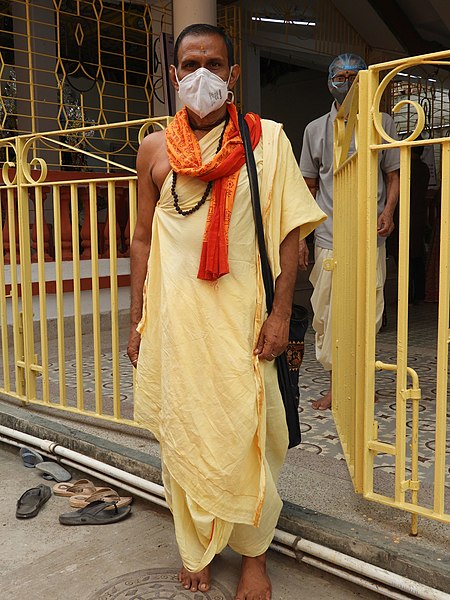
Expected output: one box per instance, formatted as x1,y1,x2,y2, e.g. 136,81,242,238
128,24,325,599
299,53,400,410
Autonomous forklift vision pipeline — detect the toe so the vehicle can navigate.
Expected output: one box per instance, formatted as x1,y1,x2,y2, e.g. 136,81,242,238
182,574,191,589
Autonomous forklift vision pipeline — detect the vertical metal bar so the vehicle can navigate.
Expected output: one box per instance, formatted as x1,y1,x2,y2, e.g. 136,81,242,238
107,182,121,418
395,145,411,504
347,161,355,461
348,160,356,462
121,3,129,124
70,183,84,410
16,137,36,400
53,184,67,406
356,68,374,495
409,368,421,535
433,143,450,514
7,187,23,395
0,191,10,392
24,0,36,135
89,182,102,415
34,184,49,403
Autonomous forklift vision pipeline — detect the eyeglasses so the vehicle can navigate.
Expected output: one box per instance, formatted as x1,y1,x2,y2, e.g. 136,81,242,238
332,74,358,83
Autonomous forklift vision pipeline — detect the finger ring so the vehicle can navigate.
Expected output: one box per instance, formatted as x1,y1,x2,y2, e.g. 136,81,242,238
271,352,277,358
132,359,138,365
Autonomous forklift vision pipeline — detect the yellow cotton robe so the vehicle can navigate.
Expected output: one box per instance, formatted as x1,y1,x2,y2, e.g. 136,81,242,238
135,119,326,571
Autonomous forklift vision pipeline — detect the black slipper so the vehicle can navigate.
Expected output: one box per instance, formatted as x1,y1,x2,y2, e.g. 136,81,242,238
16,484,52,519
59,499,131,526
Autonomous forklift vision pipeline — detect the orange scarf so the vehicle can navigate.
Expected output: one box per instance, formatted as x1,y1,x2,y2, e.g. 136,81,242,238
165,103,262,281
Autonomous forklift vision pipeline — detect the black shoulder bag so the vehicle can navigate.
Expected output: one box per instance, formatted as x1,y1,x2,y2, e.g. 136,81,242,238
238,113,308,449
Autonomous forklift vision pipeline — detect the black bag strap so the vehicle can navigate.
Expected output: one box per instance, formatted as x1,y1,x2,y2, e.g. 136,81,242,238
238,113,274,313
238,113,301,449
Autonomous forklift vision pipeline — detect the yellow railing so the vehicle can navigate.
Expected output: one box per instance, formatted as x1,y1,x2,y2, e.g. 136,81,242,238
333,50,450,531
0,117,170,426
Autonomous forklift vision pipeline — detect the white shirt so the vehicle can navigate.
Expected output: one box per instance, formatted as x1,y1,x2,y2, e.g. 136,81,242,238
299,102,400,249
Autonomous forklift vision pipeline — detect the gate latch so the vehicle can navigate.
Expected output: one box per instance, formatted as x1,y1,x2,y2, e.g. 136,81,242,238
323,258,336,271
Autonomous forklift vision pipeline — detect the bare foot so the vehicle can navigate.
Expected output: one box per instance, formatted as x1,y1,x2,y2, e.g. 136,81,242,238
311,388,332,410
234,554,271,600
178,564,210,593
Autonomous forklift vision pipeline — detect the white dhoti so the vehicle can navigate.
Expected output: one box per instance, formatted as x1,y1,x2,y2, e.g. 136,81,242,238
310,244,386,371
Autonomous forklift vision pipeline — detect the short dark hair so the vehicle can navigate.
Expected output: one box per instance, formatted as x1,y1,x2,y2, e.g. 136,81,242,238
173,24,235,68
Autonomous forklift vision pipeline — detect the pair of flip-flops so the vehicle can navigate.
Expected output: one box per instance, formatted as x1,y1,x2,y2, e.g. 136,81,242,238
54,479,132,525
19,447,72,482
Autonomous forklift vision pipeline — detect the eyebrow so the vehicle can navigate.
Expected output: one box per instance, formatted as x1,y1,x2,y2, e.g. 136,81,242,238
180,53,225,63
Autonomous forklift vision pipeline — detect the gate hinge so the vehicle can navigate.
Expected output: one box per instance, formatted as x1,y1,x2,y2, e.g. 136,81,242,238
400,479,420,492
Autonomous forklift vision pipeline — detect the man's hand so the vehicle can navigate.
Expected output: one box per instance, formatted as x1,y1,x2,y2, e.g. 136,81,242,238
298,239,309,271
378,169,399,237
254,312,290,361
127,327,141,368
377,208,395,237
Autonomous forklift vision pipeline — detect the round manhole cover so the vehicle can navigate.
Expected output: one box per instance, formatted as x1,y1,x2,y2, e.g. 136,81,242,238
89,567,233,600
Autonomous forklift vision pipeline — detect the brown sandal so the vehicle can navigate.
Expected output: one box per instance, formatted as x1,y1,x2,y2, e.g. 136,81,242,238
53,479,99,497
69,488,133,509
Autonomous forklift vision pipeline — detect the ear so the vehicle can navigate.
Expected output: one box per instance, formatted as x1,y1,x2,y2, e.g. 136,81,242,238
228,64,240,90
169,65,179,90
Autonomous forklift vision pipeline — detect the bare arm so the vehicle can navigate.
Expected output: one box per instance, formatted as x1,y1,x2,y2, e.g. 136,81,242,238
254,227,300,360
298,177,318,270
127,134,161,367
377,169,400,237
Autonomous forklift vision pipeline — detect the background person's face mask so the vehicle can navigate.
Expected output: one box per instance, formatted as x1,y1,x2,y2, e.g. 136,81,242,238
328,80,352,105
176,67,233,118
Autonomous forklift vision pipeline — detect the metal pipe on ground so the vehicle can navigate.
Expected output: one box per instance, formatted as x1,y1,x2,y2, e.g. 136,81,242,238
0,434,168,509
1,425,448,600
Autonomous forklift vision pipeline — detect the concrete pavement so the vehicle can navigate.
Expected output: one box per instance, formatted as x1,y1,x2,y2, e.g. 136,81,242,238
1,442,385,600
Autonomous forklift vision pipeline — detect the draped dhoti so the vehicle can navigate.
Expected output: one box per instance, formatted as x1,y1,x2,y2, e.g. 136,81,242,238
134,119,326,571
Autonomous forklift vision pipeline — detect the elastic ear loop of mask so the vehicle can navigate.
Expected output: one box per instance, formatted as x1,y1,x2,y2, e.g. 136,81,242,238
226,66,235,104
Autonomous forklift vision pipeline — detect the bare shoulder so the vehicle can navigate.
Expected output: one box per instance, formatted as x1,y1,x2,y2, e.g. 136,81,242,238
137,129,166,161
137,129,171,193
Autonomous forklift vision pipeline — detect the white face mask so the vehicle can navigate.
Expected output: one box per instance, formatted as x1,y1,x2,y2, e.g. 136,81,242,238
328,80,352,105
175,67,233,119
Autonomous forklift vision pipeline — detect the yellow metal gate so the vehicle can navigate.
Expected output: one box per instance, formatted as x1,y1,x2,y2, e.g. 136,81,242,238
332,50,450,530
0,118,168,425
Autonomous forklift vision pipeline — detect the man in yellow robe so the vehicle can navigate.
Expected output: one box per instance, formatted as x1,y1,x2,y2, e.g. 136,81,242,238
128,24,326,600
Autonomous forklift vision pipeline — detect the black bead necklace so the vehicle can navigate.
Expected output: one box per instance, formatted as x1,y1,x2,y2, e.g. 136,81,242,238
171,114,229,217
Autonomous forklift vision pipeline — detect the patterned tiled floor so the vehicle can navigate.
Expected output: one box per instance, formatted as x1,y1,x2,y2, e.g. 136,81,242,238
44,301,449,488
298,302,450,488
